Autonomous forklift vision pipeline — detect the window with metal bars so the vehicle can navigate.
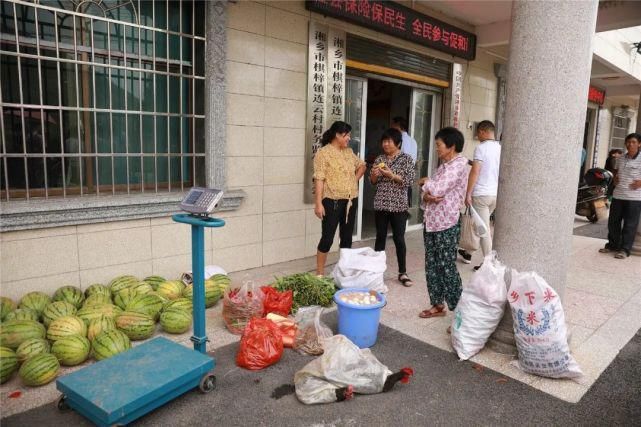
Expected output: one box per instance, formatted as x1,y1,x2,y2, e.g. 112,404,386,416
0,0,206,200
610,113,631,151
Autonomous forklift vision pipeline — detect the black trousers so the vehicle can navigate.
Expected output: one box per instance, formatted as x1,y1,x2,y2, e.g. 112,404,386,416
317,198,357,253
374,210,408,274
607,198,641,255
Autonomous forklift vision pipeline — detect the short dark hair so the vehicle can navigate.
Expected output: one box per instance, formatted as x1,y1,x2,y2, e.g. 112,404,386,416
608,148,623,156
321,121,352,146
392,116,408,131
624,133,641,143
435,127,464,153
381,128,402,148
477,120,495,133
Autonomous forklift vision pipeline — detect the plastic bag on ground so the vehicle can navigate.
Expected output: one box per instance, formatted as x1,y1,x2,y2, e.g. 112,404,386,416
294,335,392,405
508,270,582,379
236,318,284,370
459,208,480,252
293,306,333,356
260,286,293,317
331,247,388,293
222,281,264,335
451,252,507,360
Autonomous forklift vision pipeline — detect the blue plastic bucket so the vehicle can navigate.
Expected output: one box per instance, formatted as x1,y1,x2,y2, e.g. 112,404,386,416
333,288,386,348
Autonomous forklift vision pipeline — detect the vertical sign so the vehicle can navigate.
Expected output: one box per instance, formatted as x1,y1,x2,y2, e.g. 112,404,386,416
450,63,463,128
592,107,601,168
326,28,346,128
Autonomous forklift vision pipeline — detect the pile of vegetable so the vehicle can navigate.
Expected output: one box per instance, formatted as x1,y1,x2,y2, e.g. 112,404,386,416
272,273,337,312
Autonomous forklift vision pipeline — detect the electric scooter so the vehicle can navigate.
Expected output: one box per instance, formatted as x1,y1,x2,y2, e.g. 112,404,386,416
576,168,612,223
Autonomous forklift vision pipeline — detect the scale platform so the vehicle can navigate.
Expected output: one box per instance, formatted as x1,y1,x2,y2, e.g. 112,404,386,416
56,337,215,427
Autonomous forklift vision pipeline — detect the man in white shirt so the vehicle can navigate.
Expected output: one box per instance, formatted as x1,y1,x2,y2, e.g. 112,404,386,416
391,117,418,162
464,120,501,270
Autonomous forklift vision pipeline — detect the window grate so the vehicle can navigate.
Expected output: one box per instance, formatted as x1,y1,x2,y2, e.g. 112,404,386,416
0,0,206,200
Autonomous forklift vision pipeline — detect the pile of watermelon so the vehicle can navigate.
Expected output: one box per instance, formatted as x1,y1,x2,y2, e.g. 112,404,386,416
0,274,230,387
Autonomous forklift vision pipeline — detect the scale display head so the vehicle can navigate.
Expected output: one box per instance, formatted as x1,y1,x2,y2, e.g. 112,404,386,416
179,187,224,215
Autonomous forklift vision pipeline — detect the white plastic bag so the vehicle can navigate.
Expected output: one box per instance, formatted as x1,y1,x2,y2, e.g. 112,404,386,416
294,334,392,405
459,208,480,252
293,306,333,355
331,248,387,293
469,205,489,238
508,270,582,379
451,252,507,360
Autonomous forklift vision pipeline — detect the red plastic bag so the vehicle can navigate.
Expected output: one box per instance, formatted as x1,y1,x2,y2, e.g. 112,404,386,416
260,286,293,317
236,318,284,370
223,282,264,335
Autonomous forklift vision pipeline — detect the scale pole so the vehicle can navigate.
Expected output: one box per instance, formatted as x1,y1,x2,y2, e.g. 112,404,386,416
190,223,208,353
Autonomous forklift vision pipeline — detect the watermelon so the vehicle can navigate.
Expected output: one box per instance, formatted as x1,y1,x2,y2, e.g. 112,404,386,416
4,308,40,322
150,292,169,304
1,346,18,384
113,288,139,310
130,282,153,295
163,298,193,313
156,281,185,300
208,274,231,285
53,286,85,309
47,316,87,341
115,311,155,341
87,315,116,341
84,283,110,298
83,293,112,308
143,276,166,291
18,353,59,386
183,280,225,308
19,292,51,316
109,275,139,295
0,320,46,349
42,301,77,327
92,329,131,360
126,293,164,320
16,338,50,363
51,335,91,366
76,304,122,324
160,308,192,334
1,297,17,321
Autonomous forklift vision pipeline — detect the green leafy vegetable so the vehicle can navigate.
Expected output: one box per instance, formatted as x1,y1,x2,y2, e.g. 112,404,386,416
272,273,337,312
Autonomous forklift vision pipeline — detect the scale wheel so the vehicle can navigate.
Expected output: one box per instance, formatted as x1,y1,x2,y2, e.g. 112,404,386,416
199,373,216,393
57,395,70,411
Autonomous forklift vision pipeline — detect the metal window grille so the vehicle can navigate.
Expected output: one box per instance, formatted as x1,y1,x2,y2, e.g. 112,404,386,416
0,0,206,200
610,113,631,150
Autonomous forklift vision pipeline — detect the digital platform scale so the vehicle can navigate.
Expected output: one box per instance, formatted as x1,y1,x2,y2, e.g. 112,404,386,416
56,188,226,427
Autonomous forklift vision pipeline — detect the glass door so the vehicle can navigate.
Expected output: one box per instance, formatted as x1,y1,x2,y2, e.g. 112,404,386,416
345,76,368,240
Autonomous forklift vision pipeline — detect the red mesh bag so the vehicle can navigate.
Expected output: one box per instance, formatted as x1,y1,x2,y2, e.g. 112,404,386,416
260,286,294,317
236,318,284,370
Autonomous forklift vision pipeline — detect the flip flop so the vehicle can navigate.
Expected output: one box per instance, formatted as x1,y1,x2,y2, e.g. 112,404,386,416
398,273,414,287
419,306,446,318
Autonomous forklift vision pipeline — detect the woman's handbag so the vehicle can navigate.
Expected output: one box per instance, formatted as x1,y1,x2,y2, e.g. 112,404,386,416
459,207,480,252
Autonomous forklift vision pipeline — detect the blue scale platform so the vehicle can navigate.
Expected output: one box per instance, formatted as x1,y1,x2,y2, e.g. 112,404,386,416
56,337,214,427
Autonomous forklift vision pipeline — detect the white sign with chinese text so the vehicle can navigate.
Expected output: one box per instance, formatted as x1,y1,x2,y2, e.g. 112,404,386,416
326,28,346,128
450,63,463,129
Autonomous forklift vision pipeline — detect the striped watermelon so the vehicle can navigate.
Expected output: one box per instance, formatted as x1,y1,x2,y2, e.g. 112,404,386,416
157,281,185,300
19,292,51,316
163,298,193,313
16,338,50,363
130,282,153,295
87,315,116,341
84,283,110,299
125,294,164,320
76,304,122,324
42,301,77,327
18,353,59,386
113,288,139,310
1,297,17,321
82,293,112,308
47,316,87,341
51,335,91,366
143,276,166,291
208,274,231,285
150,292,169,304
0,320,46,349
92,329,131,360
183,280,225,308
109,275,139,295
1,346,18,384
53,286,85,309
4,308,40,322
115,312,155,341
160,308,192,334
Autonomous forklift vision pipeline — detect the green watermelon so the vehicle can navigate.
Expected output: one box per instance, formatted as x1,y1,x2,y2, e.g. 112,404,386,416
126,293,164,319
163,298,193,313
92,329,131,360
0,320,46,349
53,286,84,309
4,308,40,322
150,292,169,304
82,293,112,308
113,288,139,310
16,338,50,363
183,280,224,308
47,316,87,341
18,353,59,386
115,311,155,341
19,292,51,316
1,297,17,321
87,315,116,341
76,304,122,324
160,308,192,334
0,346,18,384
130,282,153,295
84,284,110,299
157,281,185,300
208,274,231,285
109,275,139,295
41,301,77,327
143,276,166,291
51,335,91,366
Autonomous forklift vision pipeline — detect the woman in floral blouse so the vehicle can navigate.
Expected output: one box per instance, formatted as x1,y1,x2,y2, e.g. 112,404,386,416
313,121,366,275
370,128,416,286
418,127,469,318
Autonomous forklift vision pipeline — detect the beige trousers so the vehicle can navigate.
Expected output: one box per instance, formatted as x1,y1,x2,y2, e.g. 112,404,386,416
472,195,497,257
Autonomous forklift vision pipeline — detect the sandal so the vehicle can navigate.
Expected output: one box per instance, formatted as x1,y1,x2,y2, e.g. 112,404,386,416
614,251,628,259
398,273,414,287
419,305,446,318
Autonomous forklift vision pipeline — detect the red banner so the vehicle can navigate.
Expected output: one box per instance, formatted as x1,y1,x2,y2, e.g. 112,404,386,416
588,85,605,105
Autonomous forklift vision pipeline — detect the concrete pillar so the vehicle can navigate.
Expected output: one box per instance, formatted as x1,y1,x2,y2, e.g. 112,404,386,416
634,93,641,255
487,0,599,354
